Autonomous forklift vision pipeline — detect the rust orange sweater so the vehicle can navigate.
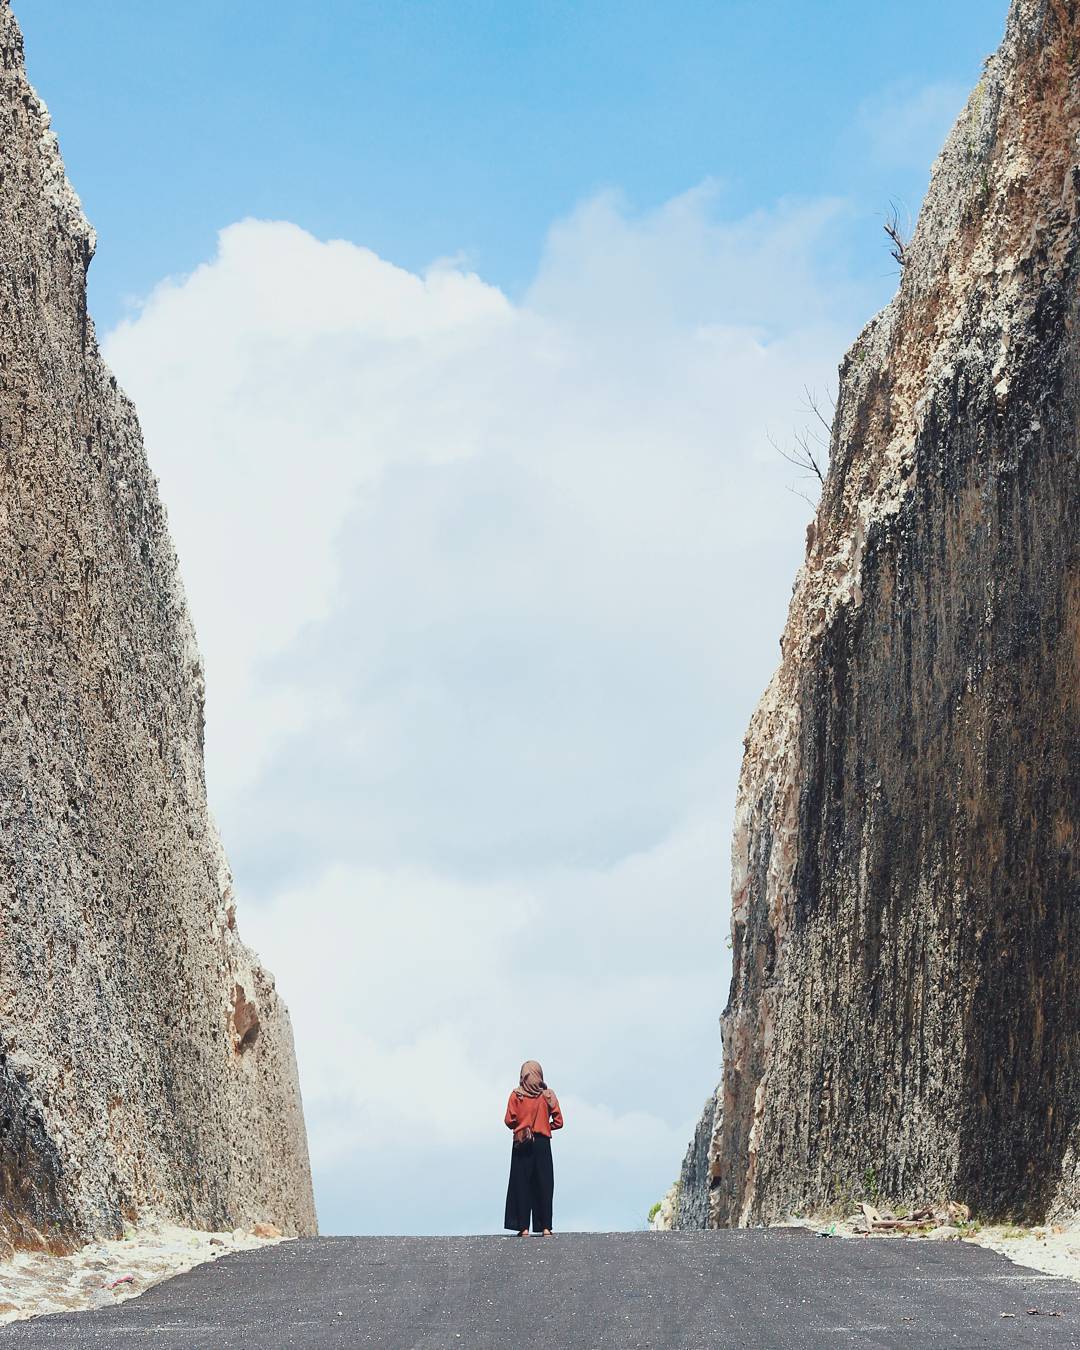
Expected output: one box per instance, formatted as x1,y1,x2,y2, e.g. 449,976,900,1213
505,1090,564,1138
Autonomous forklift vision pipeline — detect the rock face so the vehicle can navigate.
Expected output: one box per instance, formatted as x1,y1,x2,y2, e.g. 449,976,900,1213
679,0,1080,1228
0,2,316,1253
668,1094,718,1232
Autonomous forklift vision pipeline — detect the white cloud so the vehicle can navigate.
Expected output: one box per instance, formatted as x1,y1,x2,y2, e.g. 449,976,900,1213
103,187,865,1233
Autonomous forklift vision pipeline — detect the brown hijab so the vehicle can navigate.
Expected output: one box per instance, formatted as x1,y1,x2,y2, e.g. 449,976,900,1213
515,1059,548,1099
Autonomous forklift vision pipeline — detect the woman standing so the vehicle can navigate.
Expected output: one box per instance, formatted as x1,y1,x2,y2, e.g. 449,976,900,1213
504,1060,563,1236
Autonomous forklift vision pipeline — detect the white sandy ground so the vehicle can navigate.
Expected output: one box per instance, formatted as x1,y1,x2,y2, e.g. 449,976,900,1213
783,1217,1080,1283
650,1188,1080,1284
0,1217,286,1325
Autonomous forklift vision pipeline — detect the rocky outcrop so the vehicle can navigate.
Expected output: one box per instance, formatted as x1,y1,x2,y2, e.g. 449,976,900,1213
682,0,1080,1226
669,1094,718,1231
0,1,316,1253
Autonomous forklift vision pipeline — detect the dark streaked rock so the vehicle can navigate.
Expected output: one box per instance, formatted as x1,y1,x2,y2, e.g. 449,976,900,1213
682,0,1080,1226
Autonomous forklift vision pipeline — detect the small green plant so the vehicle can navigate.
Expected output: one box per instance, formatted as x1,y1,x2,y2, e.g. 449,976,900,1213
978,167,990,208
862,1167,880,1203
965,77,987,163
1001,1226,1025,1240
648,1201,662,1223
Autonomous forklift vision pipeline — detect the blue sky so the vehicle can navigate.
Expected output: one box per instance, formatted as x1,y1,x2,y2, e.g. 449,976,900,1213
15,0,1009,1236
19,0,1003,331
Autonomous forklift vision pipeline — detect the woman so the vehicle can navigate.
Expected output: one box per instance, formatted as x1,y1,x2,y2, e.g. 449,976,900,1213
504,1059,563,1236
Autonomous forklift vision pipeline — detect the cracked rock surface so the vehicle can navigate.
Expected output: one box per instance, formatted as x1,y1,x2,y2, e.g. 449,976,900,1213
677,0,1080,1228
0,0,316,1252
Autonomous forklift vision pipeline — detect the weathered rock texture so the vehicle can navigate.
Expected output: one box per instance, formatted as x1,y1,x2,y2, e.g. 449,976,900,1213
668,1093,718,1232
679,0,1080,1228
0,1,317,1253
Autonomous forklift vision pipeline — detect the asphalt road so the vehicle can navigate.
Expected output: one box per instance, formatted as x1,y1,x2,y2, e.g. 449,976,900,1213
4,1230,1080,1349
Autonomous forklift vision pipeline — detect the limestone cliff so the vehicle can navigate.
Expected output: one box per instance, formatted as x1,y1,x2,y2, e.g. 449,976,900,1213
0,2,316,1252
677,0,1080,1227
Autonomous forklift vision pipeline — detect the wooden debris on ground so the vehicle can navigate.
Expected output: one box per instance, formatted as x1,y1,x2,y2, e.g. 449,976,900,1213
850,1201,971,1235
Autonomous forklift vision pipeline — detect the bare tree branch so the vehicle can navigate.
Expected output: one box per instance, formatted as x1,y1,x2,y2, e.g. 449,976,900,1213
794,431,825,484
768,429,825,487
785,483,818,509
884,200,909,269
769,384,836,505
803,384,834,437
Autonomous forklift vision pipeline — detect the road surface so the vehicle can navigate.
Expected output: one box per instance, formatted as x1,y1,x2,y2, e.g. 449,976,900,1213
3,1230,1080,1348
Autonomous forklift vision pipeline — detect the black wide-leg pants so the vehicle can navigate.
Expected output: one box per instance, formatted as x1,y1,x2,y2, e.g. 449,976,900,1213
504,1134,554,1232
